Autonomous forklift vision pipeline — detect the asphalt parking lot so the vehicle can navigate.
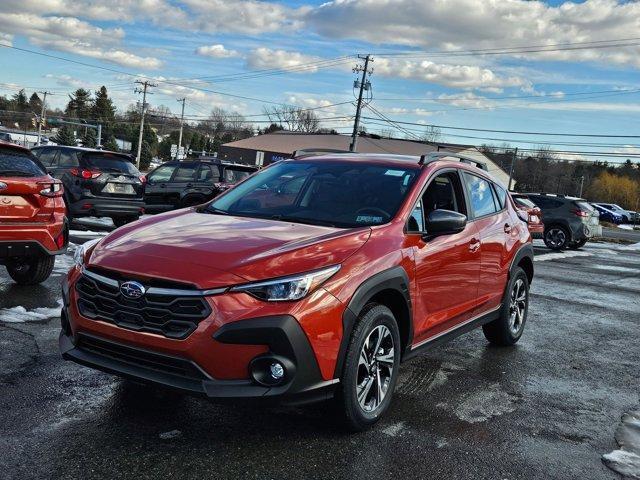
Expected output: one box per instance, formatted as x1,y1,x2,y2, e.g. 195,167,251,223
1,224,639,480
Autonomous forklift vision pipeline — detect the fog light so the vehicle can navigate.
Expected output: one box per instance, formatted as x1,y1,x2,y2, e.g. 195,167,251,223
270,362,284,380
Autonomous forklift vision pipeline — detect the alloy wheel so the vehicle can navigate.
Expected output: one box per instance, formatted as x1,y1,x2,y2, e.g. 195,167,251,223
356,325,395,413
508,278,527,336
545,228,566,249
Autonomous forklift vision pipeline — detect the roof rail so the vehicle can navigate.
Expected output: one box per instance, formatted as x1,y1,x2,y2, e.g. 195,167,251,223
292,148,351,158
419,151,488,171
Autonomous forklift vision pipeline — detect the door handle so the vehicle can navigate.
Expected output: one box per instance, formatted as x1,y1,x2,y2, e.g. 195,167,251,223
186,183,193,188
504,223,512,233
469,239,481,253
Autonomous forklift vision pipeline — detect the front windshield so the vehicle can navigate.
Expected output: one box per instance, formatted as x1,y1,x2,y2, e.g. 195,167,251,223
206,160,419,228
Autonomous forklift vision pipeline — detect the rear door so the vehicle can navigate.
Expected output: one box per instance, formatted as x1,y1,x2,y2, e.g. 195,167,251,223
81,152,143,200
168,163,198,206
0,148,53,224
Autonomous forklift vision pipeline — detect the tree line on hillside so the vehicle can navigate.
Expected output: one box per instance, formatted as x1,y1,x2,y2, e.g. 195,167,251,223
481,146,640,210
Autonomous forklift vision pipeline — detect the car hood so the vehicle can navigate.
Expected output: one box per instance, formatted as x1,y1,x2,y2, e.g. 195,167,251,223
88,209,371,288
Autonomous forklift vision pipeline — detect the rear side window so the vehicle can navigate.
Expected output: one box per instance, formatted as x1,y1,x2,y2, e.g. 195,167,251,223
223,167,252,184
196,164,220,182
83,153,139,174
514,197,537,209
531,197,563,209
37,148,59,167
493,184,507,209
574,201,594,212
0,148,46,177
462,172,498,218
149,164,177,182
173,164,197,181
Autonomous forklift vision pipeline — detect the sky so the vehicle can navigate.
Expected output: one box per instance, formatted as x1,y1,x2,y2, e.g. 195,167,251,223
1,0,640,163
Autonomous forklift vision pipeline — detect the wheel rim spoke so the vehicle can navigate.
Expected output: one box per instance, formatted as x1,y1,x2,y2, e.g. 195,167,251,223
356,324,395,413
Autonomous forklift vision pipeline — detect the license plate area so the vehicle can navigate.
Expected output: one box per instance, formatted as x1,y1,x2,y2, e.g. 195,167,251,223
103,183,135,195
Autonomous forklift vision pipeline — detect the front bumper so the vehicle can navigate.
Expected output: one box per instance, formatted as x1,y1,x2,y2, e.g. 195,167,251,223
59,279,339,405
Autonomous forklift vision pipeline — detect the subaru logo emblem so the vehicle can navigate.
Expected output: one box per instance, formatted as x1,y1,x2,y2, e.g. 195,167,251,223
0,182,6,191
120,281,146,299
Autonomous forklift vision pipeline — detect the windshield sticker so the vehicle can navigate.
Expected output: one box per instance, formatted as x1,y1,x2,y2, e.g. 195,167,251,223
356,215,384,223
384,169,405,177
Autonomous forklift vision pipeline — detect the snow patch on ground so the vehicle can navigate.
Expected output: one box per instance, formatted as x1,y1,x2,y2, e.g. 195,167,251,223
534,251,592,262
618,224,636,231
53,253,75,277
439,384,519,424
0,299,62,323
603,407,640,479
590,264,640,274
73,217,114,228
382,422,406,437
622,242,640,251
69,229,109,237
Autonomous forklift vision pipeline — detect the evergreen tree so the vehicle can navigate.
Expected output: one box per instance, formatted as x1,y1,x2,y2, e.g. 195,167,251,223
81,128,97,148
92,86,116,123
140,141,153,171
54,125,76,146
12,89,29,111
29,92,42,113
103,135,119,152
65,88,92,119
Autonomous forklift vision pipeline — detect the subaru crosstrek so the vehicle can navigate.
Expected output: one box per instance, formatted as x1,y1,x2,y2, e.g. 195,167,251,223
60,151,534,430
0,141,68,284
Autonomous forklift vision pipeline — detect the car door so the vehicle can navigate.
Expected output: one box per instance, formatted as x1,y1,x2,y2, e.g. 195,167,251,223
169,163,198,207
192,163,219,200
404,169,482,345
462,172,511,314
144,163,178,211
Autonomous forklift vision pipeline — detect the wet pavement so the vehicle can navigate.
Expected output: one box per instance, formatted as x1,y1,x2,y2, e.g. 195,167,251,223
1,225,639,480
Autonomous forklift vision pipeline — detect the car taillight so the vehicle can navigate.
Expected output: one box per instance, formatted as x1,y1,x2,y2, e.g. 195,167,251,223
39,182,64,197
571,209,589,217
70,168,101,179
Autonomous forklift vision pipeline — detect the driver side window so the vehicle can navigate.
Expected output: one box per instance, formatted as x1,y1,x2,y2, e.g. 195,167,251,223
407,171,467,233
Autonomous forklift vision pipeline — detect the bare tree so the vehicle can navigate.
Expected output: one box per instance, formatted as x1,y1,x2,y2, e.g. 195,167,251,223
422,125,441,143
263,105,320,133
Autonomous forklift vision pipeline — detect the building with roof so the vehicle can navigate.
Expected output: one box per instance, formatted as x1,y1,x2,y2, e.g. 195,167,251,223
219,132,510,186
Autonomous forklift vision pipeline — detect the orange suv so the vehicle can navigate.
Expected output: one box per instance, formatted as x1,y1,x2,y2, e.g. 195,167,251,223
0,142,67,284
60,151,533,430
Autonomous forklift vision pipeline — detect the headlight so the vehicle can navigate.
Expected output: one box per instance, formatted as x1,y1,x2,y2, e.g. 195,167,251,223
74,238,102,267
230,265,340,302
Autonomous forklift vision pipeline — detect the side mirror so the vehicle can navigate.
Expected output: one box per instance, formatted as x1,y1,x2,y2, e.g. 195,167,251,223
422,209,467,240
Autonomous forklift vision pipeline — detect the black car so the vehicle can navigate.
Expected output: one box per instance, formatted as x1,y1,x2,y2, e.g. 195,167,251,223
519,193,601,250
144,159,257,213
31,146,145,227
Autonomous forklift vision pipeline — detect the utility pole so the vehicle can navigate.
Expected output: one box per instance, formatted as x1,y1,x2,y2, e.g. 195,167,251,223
36,91,51,146
349,54,373,152
134,80,156,167
578,175,585,198
507,147,518,191
177,98,186,158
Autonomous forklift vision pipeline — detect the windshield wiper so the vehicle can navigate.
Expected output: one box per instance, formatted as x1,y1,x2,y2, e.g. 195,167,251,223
200,206,229,215
270,215,337,228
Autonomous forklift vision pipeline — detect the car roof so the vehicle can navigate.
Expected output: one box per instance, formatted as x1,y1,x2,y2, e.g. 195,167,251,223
0,140,31,153
31,145,126,156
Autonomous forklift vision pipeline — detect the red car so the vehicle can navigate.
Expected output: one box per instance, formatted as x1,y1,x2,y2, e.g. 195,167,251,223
511,193,544,235
60,151,533,430
0,142,67,284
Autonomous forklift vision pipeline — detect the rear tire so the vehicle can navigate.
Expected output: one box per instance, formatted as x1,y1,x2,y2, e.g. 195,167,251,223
543,225,570,250
568,238,588,250
112,216,139,228
483,266,529,346
6,255,56,285
336,304,401,432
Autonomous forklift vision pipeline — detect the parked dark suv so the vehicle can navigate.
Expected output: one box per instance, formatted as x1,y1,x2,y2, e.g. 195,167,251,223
60,151,534,431
31,146,145,227
518,193,601,250
144,158,257,213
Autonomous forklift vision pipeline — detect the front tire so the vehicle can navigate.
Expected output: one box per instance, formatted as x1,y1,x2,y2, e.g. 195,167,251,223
6,255,56,285
543,225,570,250
483,266,529,346
568,238,588,250
337,304,401,431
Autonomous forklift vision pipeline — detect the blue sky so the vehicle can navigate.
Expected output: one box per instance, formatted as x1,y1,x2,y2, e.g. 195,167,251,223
1,0,640,163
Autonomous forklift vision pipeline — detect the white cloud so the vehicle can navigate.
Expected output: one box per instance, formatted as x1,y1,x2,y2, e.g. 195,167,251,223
246,48,323,72
44,73,87,88
436,92,495,109
0,32,13,46
195,44,239,59
374,58,529,91
305,0,640,69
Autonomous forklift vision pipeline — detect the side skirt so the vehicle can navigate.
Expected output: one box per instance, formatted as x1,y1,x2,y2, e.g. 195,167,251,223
402,305,501,362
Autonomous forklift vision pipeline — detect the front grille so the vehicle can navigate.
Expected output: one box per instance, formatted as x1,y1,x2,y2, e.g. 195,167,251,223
75,272,211,339
77,334,208,381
